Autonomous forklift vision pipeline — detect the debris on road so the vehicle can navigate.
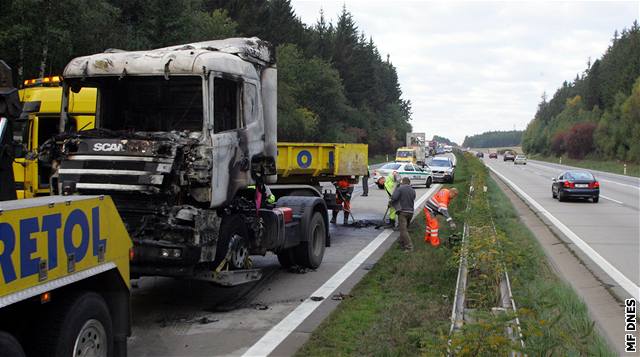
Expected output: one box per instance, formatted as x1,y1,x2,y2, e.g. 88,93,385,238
196,316,219,325
253,303,269,310
331,292,353,301
310,296,325,302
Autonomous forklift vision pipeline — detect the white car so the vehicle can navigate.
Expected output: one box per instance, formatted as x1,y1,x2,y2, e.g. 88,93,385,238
514,155,527,165
372,162,433,189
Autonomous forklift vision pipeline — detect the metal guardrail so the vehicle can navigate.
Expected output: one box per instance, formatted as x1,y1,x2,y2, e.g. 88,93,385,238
447,178,525,356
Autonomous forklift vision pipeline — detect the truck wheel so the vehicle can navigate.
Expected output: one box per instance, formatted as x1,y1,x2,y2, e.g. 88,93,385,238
0,331,25,357
426,177,432,188
277,248,296,268
295,212,326,269
35,292,112,357
216,214,250,269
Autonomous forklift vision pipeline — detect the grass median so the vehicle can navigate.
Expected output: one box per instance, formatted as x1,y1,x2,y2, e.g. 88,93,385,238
296,153,614,356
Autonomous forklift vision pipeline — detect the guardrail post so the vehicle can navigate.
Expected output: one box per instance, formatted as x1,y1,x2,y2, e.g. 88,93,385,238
624,163,627,175
559,157,562,165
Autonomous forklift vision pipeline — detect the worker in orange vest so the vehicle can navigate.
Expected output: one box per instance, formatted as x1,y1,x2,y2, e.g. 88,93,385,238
423,187,459,246
332,178,354,225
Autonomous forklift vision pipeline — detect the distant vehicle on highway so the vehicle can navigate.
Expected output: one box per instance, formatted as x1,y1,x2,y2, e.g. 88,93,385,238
489,152,498,159
552,170,600,203
427,156,455,183
444,145,453,153
503,151,515,161
476,152,484,158
372,162,433,189
514,154,527,165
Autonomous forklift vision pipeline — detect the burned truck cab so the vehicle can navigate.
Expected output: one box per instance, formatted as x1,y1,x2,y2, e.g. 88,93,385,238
52,38,326,279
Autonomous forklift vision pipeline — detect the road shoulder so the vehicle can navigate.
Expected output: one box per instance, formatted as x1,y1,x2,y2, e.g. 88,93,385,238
490,171,634,355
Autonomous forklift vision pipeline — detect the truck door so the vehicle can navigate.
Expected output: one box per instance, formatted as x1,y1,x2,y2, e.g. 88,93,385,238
11,118,28,198
209,75,264,207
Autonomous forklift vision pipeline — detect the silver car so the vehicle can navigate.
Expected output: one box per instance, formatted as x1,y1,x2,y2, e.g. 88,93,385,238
372,162,433,189
427,156,455,183
514,154,527,165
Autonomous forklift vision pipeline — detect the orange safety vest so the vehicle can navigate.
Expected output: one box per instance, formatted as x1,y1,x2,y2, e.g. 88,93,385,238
428,188,451,209
336,179,350,189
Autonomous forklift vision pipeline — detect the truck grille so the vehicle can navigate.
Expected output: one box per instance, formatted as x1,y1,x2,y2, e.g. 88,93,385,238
58,155,174,193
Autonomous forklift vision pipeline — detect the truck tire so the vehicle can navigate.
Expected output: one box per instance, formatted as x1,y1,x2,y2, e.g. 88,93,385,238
426,177,432,188
295,212,326,269
215,214,250,270
0,331,25,357
34,291,113,357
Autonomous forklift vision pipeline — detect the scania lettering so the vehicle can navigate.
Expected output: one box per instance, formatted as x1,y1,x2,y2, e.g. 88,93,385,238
93,143,124,152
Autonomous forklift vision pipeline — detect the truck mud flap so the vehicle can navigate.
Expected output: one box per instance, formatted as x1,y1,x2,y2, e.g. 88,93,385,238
276,195,330,247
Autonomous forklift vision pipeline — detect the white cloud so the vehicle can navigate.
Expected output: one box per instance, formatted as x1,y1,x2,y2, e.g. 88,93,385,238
291,1,639,144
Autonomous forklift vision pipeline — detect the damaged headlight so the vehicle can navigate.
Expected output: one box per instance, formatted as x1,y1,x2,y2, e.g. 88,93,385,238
160,248,182,258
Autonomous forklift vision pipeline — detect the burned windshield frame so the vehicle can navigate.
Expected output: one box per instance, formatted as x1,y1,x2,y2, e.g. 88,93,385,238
62,75,208,135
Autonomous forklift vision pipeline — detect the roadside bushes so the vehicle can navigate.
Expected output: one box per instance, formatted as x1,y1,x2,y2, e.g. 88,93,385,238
548,122,597,159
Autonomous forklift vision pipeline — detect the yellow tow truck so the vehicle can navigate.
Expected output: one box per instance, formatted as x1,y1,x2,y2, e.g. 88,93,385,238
1,63,132,356
0,196,132,356
14,76,95,199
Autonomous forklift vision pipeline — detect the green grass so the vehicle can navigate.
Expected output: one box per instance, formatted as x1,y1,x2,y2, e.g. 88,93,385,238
529,154,639,177
296,153,615,356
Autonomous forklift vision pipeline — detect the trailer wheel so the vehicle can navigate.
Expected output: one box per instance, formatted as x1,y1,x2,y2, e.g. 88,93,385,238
35,292,112,357
0,331,25,357
295,212,326,268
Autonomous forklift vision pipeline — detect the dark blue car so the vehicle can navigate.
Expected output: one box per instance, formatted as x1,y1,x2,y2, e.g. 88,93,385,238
552,170,600,203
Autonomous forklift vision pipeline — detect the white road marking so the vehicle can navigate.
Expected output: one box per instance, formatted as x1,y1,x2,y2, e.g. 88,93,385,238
487,165,639,300
242,184,441,357
600,195,623,204
600,179,640,191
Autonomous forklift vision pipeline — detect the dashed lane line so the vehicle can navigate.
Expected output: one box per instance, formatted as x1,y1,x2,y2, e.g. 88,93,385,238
600,195,624,205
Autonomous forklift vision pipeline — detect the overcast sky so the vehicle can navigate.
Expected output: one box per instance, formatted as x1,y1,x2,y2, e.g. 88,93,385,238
290,1,639,144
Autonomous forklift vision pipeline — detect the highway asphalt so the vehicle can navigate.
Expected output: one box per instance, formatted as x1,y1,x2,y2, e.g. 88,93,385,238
127,171,442,356
482,156,640,299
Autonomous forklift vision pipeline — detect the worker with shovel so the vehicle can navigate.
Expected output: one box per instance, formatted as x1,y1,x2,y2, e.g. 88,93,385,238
383,171,400,227
331,177,354,225
423,187,458,247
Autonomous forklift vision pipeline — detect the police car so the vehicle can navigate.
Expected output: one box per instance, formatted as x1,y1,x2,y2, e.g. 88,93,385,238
372,162,433,189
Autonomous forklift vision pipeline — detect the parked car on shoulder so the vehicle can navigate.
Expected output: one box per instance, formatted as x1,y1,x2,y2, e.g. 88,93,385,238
476,152,484,158
372,162,433,189
489,152,498,159
503,151,515,161
514,154,527,165
427,156,455,183
552,170,600,203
